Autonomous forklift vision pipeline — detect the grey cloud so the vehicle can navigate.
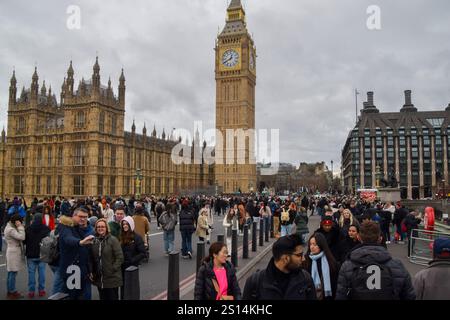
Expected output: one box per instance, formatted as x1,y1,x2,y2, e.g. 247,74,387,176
1,0,450,174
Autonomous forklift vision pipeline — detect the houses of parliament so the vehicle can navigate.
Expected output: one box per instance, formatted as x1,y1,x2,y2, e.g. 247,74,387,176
0,0,257,199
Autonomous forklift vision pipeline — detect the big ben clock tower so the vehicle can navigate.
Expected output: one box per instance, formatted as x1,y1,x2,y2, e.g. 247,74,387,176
215,0,257,194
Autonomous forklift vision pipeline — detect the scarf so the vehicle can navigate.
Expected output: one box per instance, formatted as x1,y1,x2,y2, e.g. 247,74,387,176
309,251,332,297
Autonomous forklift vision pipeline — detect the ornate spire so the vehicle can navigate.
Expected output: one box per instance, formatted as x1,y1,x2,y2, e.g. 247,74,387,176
108,77,112,88
132,119,136,132
32,66,38,82
143,123,147,135
228,0,242,9
93,56,100,73
31,67,39,99
10,69,17,86
41,80,47,96
152,125,157,138
119,68,125,83
162,128,166,140
67,60,74,77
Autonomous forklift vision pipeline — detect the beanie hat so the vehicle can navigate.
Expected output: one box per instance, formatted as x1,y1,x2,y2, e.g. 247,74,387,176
122,216,135,232
321,216,333,226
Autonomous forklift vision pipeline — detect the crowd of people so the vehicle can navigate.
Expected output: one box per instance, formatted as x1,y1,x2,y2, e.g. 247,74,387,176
0,192,449,300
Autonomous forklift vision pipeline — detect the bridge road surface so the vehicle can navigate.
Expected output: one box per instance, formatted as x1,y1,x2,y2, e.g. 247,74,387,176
0,210,268,300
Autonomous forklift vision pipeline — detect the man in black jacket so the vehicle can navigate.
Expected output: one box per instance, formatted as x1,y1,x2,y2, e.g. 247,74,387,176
336,221,415,300
242,234,316,300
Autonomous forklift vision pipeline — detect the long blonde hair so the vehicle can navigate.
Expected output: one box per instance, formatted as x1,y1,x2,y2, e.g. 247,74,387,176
339,209,354,228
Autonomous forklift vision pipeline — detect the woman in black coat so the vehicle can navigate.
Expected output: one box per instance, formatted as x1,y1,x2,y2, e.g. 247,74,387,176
303,232,339,300
194,242,241,300
120,216,147,270
337,224,361,263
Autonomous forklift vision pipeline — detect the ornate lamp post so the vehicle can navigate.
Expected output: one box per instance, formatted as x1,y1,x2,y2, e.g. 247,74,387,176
135,168,143,199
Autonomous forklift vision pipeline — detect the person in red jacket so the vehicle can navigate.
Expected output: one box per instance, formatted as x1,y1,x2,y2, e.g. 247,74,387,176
42,205,56,231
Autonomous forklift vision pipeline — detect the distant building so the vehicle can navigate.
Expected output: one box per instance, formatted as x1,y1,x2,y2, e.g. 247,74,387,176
342,90,450,199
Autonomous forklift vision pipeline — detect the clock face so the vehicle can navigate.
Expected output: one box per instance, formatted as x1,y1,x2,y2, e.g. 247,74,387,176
222,49,239,67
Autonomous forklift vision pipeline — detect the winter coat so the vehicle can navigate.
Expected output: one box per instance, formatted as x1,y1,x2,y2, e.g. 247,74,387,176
242,258,316,300
132,215,150,245
42,213,56,231
413,259,450,300
337,235,360,264
4,222,26,272
305,257,339,300
314,226,342,261
121,233,147,270
179,209,196,233
336,244,416,300
90,234,124,289
403,213,421,237
196,214,209,239
295,211,309,236
108,221,121,239
8,205,26,218
281,209,296,226
58,216,90,281
24,223,50,259
194,260,241,300
158,211,178,232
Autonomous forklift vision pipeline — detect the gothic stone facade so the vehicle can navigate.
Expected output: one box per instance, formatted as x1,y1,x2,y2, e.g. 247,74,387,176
0,59,213,200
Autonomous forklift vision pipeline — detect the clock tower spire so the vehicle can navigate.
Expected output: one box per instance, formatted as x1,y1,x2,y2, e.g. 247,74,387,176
215,1,256,194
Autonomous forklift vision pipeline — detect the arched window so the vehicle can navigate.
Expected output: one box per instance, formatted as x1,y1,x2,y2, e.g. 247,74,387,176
76,111,85,128
99,111,105,132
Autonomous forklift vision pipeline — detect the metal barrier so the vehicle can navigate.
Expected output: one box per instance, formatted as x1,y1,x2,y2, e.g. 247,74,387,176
409,228,450,266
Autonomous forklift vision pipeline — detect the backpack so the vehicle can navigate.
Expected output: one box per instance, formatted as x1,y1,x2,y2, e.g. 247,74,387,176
348,263,396,300
281,208,290,222
40,231,59,264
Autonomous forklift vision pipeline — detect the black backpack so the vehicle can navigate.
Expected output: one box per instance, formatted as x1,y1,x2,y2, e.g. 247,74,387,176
348,263,396,300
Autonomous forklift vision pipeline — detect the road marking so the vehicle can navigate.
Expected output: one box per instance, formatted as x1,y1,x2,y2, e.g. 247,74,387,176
149,232,163,237
150,240,256,300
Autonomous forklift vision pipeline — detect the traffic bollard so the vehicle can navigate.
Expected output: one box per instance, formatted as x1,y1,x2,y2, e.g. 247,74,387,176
217,234,225,243
124,266,140,300
196,242,205,273
265,217,269,242
231,229,238,268
243,224,249,259
167,252,179,300
252,221,257,252
259,219,264,246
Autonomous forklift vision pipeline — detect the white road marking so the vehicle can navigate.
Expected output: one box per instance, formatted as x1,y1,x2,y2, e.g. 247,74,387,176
0,264,6,268
149,232,163,237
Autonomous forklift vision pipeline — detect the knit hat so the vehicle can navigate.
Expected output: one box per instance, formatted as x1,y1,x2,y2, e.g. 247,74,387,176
321,216,333,226
122,216,135,232
433,238,450,258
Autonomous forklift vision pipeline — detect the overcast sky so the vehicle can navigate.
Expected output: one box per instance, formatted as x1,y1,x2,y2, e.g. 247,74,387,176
1,0,450,173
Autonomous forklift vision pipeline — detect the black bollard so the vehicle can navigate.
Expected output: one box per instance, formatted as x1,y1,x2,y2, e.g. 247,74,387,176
243,224,249,259
123,266,140,300
265,217,269,242
217,234,225,243
252,221,257,252
259,219,264,246
231,229,238,268
196,242,205,273
167,252,180,300
270,216,274,238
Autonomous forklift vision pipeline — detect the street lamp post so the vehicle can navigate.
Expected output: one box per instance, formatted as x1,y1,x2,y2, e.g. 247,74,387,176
375,163,381,188
135,168,143,199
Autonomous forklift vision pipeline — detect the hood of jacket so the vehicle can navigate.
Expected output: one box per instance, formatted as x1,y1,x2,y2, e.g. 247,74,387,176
59,215,74,227
349,244,392,265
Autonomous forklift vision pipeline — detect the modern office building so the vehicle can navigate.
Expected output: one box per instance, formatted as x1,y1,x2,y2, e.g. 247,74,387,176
342,90,450,199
